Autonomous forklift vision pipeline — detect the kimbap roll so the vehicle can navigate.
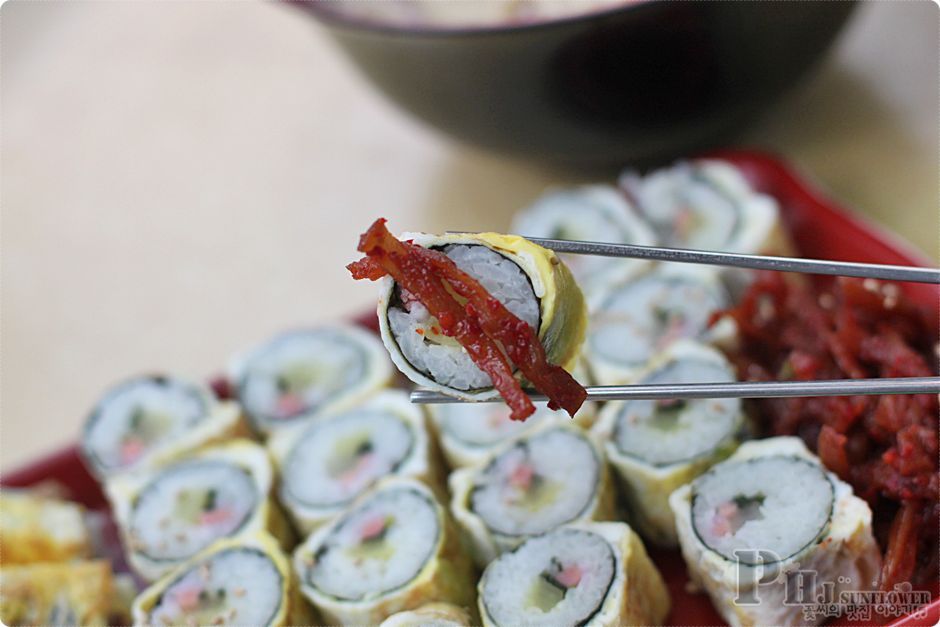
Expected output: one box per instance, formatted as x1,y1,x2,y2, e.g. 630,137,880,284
81,375,249,479
450,424,617,566
511,186,657,293
293,478,475,625
351,222,587,419
592,341,743,546
132,532,314,627
670,437,881,627
429,399,596,470
380,603,473,627
267,390,444,534
585,265,733,385
232,325,392,435
429,362,597,469
108,439,292,581
620,159,786,256
0,491,91,564
478,522,670,627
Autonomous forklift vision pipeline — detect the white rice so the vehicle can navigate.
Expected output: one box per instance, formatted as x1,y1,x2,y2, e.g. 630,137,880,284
307,488,439,601
589,270,727,367
281,409,414,508
481,528,615,626
129,460,258,561
613,359,740,466
691,456,834,563
149,548,282,626
238,329,367,427
471,428,599,537
84,376,207,472
388,244,539,391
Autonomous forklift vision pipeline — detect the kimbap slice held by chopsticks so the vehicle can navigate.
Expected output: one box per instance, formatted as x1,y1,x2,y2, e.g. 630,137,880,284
449,424,618,566
585,265,733,386
511,185,657,294
81,375,249,479
232,325,393,436
108,439,292,581
132,532,314,627
267,390,444,534
293,477,475,625
478,522,670,627
669,437,882,627
592,341,743,546
348,219,587,421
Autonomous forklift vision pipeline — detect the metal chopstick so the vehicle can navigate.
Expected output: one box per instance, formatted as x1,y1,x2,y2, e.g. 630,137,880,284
410,377,940,404
520,237,940,284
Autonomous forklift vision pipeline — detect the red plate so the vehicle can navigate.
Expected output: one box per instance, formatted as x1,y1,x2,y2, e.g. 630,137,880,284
4,150,937,626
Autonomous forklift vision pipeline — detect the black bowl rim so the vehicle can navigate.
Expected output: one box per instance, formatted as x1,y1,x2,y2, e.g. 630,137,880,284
289,0,655,37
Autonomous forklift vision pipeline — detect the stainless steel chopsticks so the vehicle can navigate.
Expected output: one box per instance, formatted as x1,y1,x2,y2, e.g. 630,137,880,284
410,377,940,404
522,237,940,284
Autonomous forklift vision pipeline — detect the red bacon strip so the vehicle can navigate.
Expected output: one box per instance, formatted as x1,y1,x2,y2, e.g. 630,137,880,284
348,219,586,420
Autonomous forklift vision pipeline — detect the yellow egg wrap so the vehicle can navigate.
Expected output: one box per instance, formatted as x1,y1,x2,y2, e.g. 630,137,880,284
377,231,587,401
131,531,315,627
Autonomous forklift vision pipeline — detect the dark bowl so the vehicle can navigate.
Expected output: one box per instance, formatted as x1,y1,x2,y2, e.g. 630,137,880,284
293,1,857,166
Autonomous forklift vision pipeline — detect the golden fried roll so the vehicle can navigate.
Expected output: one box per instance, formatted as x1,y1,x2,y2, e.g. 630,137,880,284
0,490,91,564
0,560,113,626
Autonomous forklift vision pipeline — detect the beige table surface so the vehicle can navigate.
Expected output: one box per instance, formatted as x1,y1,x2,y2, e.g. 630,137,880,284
2,1,937,471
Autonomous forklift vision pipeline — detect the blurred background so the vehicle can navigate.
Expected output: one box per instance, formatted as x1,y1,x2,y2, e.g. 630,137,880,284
2,1,937,470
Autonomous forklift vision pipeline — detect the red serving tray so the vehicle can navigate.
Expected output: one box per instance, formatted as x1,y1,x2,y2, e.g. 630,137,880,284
4,150,937,626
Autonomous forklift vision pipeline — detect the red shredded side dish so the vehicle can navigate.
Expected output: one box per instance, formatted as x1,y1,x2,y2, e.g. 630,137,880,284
348,218,586,421
716,272,939,589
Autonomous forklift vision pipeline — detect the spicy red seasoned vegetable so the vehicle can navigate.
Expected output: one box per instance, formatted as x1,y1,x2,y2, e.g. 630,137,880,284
716,272,939,588
348,219,587,421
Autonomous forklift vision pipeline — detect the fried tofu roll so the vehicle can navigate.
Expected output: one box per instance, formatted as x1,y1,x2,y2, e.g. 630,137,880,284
592,341,743,546
108,439,292,581
511,186,657,293
585,265,732,385
0,491,91,564
131,532,314,627
0,560,113,626
450,424,617,566
378,232,586,402
268,390,443,534
478,522,670,627
293,478,475,625
233,325,393,436
81,375,248,479
670,437,882,627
